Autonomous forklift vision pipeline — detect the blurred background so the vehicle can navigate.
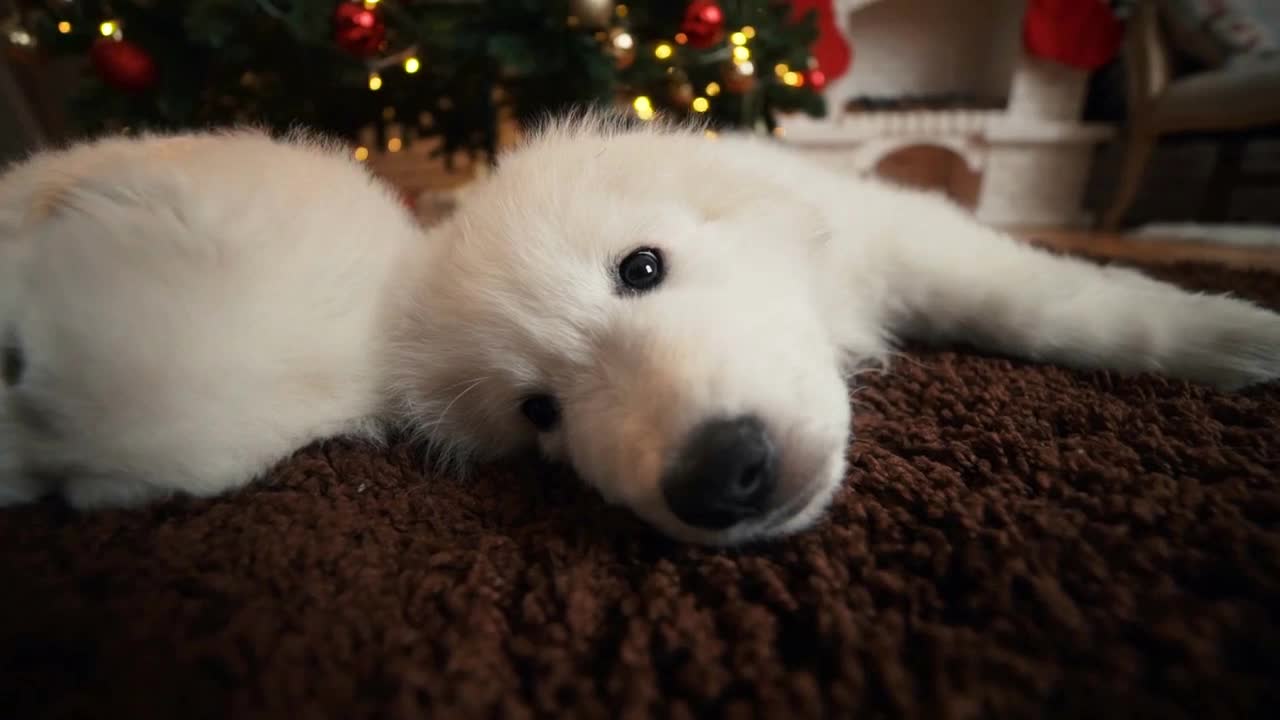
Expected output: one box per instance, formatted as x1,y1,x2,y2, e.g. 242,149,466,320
2,0,1279,244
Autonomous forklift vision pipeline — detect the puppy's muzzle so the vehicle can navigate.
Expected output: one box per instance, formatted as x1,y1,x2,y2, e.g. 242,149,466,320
661,415,778,529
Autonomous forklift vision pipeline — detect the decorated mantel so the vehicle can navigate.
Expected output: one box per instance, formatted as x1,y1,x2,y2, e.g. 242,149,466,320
777,0,1130,228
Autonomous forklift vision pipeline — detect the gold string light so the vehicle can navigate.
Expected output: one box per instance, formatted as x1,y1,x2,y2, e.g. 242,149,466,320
368,72,383,91
56,21,71,34
403,56,420,73
353,146,370,161
775,63,789,77
632,95,654,120
783,71,803,87
742,26,756,39
705,81,721,96
732,45,750,62
654,42,673,60
730,31,747,46
691,97,709,113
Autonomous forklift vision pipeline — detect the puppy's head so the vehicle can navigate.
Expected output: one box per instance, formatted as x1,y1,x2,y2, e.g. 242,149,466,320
392,113,883,545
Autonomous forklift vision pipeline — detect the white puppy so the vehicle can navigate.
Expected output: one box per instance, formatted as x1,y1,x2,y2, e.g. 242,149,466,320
2,113,1278,545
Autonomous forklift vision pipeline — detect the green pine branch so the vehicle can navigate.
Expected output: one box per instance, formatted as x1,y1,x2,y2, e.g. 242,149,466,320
17,0,827,159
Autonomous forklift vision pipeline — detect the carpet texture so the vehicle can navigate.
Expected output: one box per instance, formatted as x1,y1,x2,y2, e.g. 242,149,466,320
2,257,1278,720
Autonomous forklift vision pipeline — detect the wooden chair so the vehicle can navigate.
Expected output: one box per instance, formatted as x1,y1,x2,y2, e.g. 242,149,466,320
1099,0,1280,230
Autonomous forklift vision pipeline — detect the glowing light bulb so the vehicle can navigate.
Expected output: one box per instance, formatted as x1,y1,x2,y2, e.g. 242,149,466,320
353,146,370,161
705,82,721,96
743,26,756,39
654,43,673,60
783,71,803,87
705,129,719,140
730,31,747,46
632,95,654,120
368,72,383,91
775,63,790,77
387,137,402,152
732,46,750,62
57,21,71,34
691,97,709,113
674,32,688,45
736,60,754,76
364,0,380,7
99,21,116,37
403,56,420,74
613,32,634,50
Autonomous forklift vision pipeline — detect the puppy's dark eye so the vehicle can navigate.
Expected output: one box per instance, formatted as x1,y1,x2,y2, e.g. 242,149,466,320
520,394,561,431
618,248,664,293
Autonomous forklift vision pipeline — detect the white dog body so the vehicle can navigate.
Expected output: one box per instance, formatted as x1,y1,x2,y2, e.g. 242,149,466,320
0,131,422,508
2,115,1278,544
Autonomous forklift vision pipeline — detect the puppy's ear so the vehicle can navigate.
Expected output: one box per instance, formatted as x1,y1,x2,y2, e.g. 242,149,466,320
0,140,120,230
685,171,832,244
0,134,204,231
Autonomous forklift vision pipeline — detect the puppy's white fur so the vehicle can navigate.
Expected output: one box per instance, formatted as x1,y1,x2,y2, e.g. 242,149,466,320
2,114,1278,544
0,130,421,508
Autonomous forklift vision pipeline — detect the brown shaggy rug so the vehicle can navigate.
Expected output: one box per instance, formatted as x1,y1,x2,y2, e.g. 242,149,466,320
1,256,1278,720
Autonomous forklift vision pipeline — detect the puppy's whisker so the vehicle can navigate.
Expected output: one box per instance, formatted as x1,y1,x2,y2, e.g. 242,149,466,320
401,376,491,479
416,376,489,433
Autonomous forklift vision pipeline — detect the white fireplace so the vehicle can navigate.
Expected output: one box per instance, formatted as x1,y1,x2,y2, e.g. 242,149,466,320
778,0,1115,228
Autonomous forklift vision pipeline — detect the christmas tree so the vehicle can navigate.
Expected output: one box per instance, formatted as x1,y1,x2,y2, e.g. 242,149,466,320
6,1,831,163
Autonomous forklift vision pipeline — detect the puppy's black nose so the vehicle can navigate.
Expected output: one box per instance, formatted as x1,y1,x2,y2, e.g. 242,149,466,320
662,415,778,529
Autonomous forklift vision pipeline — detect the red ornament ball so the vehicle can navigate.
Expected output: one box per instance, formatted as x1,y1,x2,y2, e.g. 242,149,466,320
89,38,157,93
681,0,726,49
332,1,386,57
